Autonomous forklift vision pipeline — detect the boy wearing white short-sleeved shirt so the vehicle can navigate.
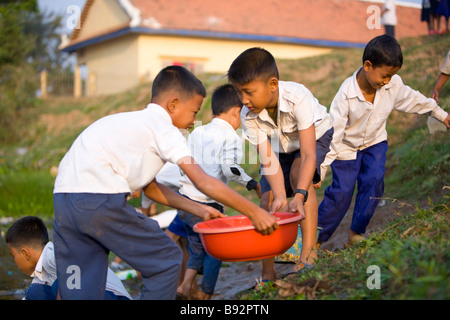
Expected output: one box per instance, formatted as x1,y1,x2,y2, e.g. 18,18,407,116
53,66,278,300
318,35,450,248
228,47,334,281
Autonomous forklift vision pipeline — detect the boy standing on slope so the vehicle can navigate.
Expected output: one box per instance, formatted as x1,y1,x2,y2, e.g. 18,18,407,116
317,35,449,248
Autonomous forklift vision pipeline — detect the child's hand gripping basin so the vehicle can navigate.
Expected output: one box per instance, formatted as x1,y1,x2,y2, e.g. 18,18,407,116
193,212,302,262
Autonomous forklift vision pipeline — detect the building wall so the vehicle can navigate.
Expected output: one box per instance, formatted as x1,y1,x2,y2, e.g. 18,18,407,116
78,0,130,40
76,34,140,96
137,35,333,82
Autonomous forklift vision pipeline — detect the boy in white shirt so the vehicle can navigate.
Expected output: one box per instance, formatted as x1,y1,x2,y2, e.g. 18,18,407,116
6,216,131,300
176,84,262,300
228,48,334,282
52,66,278,300
318,35,450,248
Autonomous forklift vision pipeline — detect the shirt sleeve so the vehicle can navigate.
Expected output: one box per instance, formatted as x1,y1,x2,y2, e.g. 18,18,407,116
393,76,449,122
155,125,191,164
220,133,253,186
292,88,321,131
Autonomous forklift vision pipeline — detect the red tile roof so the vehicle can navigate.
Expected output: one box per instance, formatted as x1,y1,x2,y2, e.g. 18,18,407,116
130,0,425,43
66,0,426,51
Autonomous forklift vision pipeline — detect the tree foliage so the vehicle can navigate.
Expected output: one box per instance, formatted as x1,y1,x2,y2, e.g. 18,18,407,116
0,0,68,142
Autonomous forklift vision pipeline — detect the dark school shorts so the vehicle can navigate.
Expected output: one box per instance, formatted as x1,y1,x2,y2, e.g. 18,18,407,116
260,127,334,197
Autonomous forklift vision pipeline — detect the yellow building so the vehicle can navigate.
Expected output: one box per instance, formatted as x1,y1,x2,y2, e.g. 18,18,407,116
61,0,424,97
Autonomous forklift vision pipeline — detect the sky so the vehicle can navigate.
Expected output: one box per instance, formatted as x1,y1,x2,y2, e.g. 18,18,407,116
38,0,87,34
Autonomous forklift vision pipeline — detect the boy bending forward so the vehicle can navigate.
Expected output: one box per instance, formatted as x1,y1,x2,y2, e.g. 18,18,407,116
228,48,334,281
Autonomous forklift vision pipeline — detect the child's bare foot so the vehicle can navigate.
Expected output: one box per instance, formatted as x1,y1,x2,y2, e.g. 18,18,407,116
176,284,192,300
191,290,211,300
344,230,365,248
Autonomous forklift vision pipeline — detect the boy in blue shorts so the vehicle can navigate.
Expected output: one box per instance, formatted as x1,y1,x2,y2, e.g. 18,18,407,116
52,66,278,300
318,35,450,248
176,84,262,299
228,48,334,281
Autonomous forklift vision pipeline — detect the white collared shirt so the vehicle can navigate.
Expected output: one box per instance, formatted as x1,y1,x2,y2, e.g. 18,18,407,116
321,68,448,179
31,242,57,286
30,241,132,300
179,118,253,203
241,80,332,154
54,103,191,194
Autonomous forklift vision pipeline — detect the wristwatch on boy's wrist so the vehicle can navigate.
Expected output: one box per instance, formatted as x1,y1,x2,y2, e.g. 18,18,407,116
246,179,258,191
294,189,308,203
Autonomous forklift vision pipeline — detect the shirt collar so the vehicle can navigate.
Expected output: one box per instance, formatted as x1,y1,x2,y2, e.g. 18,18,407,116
31,242,53,281
348,67,394,100
211,117,234,130
146,103,173,124
277,81,294,113
348,68,365,100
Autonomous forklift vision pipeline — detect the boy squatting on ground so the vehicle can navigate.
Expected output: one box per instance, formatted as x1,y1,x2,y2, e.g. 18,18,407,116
228,48,334,282
6,216,131,300
52,66,278,300
176,84,262,300
317,35,450,248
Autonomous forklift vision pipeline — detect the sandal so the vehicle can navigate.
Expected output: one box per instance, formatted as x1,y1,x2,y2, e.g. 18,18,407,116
282,262,314,278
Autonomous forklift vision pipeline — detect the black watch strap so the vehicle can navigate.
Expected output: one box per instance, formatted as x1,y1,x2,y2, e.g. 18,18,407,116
246,179,258,191
294,189,308,202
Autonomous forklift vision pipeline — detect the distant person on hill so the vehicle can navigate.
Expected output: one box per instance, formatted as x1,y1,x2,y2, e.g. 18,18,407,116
422,0,440,35
381,0,397,38
317,35,450,249
5,216,131,300
52,65,277,300
436,0,450,34
176,84,262,300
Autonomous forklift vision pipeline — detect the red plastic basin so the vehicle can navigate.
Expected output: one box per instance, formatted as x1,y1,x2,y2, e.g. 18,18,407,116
193,212,302,262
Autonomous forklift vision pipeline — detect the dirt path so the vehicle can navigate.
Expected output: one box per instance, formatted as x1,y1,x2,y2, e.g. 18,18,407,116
0,200,407,300
210,199,407,300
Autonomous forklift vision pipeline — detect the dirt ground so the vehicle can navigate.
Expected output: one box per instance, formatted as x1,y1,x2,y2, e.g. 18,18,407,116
122,199,409,300
0,199,407,300
209,199,406,300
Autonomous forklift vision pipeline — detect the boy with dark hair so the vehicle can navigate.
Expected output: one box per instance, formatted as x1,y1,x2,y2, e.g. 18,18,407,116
53,66,278,300
6,216,131,300
228,48,334,282
176,84,261,299
318,35,450,248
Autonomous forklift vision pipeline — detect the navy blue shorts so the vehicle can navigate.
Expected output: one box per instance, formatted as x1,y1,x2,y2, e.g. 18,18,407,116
53,192,182,300
167,214,187,238
260,127,333,197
